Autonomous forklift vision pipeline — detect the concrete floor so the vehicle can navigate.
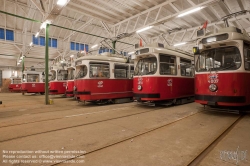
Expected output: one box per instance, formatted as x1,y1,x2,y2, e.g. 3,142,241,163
0,93,249,166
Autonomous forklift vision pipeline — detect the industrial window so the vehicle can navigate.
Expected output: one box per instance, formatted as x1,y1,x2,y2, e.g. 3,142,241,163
89,62,110,78
52,39,57,48
6,30,14,41
49,38,52,47
160,54,177,75
70,42,75,50
33,35,39,45
0,28,4,39
114,64,129,78
76,43,79,51
40,37,45,46
180,58,194,77
80,44,84,51
85,44,89,52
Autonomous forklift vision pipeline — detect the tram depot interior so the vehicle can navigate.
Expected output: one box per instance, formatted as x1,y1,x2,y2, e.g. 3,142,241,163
1,0,250,166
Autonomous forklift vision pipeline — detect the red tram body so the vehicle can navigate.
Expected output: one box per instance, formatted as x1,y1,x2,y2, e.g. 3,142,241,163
21,71,45,95
133,43,194,105
74,52,134,104
194,27,250,107
49,65,67,95
8,77,21,92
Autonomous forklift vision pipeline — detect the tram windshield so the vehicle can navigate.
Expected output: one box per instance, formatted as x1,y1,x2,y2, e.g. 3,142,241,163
134,57,157,76
27,74,39,82
67,68,75,80
50,70,56,81
196,46,241,72
89,62,110,78
12,78,21,84
57,70,68,80
75,65,87,79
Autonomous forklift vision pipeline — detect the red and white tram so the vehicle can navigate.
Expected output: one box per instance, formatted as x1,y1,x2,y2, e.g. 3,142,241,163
133,43,194,105
49,64,68,95
193,26,250,107
8,76,21,92
74,52,134,104
65,57,76,97
21,70,45,95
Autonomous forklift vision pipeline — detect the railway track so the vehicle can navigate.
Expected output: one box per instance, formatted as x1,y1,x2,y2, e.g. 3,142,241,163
0,104,186,143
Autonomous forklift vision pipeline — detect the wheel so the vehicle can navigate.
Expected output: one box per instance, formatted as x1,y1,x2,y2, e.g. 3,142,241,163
40,93,45,95
22,92,24,95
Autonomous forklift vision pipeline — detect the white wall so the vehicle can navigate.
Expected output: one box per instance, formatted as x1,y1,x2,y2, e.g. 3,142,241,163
0,68,22,78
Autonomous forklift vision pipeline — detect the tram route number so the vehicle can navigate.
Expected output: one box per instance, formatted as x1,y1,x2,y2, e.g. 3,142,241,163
167,79,172,86
208,74,219,83
97,81,103,88
138,77,143,85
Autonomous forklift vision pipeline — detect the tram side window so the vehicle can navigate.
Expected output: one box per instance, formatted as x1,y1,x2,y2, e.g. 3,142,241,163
68,69,75,80
90,62,110,78
244,44,250,70
13,78,21,84
114,64,128,78
160,54,176,75
180,58,193,77
58,70,68,80
130,65,134,78
27,74,39,82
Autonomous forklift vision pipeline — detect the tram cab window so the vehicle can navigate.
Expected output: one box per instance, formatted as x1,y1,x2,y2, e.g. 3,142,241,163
13,78,21,84
27,74,39,82
160,54,176,75
180,58,193,77
134,56,157,76
196,46,241,72
75,65,87,79
68,68,75,80
130,65,134,78
114,64,129,78
90,62,110,78
244,43,250,70
57,70,68,80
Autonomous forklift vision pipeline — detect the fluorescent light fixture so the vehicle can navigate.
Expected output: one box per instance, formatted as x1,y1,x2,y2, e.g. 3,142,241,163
128,52,135,55
91,44,98,49
35,32,39,37
57,0,67,6
17,62,20,65
178,7,204,17
136,26,153,33
174,42,186,46
19,59,22,63
40,20,51,29
60,60,64,63
70,55,74,58
30,42,33,46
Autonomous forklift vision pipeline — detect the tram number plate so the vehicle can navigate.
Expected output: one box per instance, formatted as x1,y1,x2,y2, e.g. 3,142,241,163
32,84,35,87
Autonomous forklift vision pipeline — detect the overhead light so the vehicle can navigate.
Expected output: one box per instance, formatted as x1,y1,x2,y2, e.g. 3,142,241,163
70,55,74,58
136,26,153,33
17,62,20,65
19,59,22,63
57,0,67,6
177,7,204,17
35,32,39,38
30,42,33,46
174,42,186,46
128,52,135,55
40,20,51,29
91,44,98,48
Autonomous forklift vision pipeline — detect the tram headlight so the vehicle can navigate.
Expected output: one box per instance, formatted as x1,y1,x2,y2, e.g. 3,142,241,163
209,84,217,92
138,85,142,91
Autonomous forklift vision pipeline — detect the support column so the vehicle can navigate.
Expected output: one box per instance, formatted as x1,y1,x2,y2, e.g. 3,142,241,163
45,24,50,105
112,40,116,54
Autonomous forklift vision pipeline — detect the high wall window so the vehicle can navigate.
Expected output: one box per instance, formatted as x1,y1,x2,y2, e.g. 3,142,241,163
33,35,57,48
70,42,88,52
0,28,14,41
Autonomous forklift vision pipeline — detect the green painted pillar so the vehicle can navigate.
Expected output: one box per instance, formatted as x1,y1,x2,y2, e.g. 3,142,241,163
45,24,50,105
112,41,116,54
